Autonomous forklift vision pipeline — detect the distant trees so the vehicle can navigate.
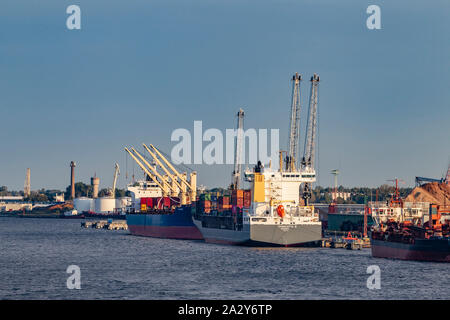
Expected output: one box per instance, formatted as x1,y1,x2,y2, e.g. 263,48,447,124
24,191,48,202
0,186,7,196
309,185,414,204
64,182,93,199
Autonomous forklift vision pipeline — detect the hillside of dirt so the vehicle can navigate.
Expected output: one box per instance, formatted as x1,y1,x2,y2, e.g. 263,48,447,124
405,182,450,206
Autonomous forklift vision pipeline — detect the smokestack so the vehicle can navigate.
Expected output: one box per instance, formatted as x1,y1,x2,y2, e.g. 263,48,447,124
24,168,31,198
70,161,76,199
91,176,100,198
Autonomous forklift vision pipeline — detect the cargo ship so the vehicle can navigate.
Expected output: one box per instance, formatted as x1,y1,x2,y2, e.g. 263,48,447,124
123,145,203,240
192,161,322,246
371,204,450,262
193,73,323,246
126,205,202,239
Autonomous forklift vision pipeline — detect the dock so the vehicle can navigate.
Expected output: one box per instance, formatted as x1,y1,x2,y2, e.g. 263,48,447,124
321,232,371,250
81,220,128,230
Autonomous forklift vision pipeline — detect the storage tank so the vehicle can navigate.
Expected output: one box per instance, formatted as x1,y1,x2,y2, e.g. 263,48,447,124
73,197,94,213
94,197,116,213
115,197,131,209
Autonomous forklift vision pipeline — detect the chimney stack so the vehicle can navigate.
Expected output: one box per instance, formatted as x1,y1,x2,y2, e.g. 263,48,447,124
70,161,76,199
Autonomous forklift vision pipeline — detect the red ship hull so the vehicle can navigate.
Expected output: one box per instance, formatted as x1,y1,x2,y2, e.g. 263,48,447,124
371,239,450,262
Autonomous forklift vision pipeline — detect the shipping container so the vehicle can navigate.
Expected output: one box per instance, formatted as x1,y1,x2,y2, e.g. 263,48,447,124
232,189,244,198
219,196,230,205
199,193,211,201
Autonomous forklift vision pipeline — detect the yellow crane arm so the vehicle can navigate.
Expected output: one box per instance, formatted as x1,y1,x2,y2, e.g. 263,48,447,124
149,144,193,191
131,148,177,193
142,144,183,191
124,148,165,191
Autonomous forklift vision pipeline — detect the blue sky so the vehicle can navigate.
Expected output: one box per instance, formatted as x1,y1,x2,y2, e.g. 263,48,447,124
1,0,449,191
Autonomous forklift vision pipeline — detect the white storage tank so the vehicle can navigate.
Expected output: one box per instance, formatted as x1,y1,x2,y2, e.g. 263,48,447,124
115,197,131,209
73,197,94,213
95,197,116,214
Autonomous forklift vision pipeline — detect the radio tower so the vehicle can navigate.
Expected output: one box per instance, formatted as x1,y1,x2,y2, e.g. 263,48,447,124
232,109,245,190
286,73,302,172
24,168,31,198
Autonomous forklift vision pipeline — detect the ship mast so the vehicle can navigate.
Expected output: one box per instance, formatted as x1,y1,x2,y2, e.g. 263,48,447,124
232,109,245,190
286,73,302,172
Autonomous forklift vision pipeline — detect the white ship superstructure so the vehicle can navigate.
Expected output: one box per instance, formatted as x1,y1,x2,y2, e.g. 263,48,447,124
127,180,163,211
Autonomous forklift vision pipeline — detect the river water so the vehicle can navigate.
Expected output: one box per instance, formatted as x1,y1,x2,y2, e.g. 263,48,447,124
0,217,448,299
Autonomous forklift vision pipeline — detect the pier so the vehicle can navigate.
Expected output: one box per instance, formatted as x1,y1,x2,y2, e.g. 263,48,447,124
81,220,128,230
321,231,370,250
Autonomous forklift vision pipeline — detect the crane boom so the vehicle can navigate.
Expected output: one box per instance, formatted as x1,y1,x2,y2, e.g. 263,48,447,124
131,148,177,193
302,73,320,169
142,144,183,191
124,148,165,191
148,144,194,191
111,163,120,198
232,109,245,189
287,73,302,172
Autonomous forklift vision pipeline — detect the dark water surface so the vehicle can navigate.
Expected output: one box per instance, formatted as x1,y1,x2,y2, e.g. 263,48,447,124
0,217,448,299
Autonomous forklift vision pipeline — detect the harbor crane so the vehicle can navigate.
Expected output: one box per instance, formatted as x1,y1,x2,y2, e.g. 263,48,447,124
415,163,450,186
124,147,167,195
125,144,197,204
110,163,120,198
232,109,245,190
301,73,320,205
302,73,320,170
415,176,445,187
148,144,197,203
143,144,186,202
447,163,450,185
286,73,302,172
130,147,177,196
